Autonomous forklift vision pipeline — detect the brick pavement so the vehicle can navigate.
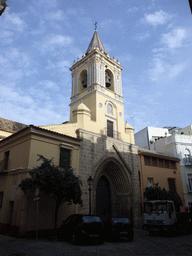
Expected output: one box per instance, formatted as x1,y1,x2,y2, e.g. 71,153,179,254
0,229,192,256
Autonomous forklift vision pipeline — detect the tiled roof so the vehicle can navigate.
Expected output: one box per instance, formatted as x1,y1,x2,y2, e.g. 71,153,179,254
0,117,27,133
86,30,106,53
138,148,180,161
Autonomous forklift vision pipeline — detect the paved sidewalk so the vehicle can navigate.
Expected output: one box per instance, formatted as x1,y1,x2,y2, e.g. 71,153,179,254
0,229,192,256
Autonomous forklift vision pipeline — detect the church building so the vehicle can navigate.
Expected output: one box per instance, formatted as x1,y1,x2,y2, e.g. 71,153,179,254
0,28,142,237
41,28,142,227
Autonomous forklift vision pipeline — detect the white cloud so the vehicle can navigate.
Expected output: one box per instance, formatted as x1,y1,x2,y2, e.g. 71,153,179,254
0,48,30,68
4,12,27,32
47,35,72,46
40,34,73,53
143,10,172,27
0,84,34,106
38,80,59,90
133,32,150,41
0,82,69,126
162,28,187,49
149,58,187,82
169,63,187,79
48,10,66,21
0,30,14,44
46,60,71,73
0,47,37,91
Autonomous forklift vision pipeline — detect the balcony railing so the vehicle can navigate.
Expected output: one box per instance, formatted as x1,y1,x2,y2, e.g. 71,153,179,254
185,156,192,166
104,128,121,140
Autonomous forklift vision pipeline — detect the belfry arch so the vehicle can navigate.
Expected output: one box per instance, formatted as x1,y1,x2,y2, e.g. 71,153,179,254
93,157,132,220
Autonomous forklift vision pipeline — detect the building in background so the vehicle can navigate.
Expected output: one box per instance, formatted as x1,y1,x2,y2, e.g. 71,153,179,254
0,118,27,141
135,126,170,151
138,149,184,213
135,125,192,211
155,130,192,212
0,125,81,236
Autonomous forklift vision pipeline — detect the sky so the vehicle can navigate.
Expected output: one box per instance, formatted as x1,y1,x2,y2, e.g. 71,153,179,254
0,0,192,133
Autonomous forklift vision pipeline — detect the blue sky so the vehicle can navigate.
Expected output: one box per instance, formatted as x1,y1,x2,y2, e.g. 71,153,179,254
0,0,191,133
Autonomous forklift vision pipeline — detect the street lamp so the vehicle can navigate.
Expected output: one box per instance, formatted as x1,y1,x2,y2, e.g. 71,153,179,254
87,176,93,215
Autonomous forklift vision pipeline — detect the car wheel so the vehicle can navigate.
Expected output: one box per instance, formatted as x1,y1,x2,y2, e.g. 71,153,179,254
71,234,77,245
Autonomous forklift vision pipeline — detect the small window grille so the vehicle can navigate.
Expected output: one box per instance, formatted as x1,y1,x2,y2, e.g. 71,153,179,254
59,148,71,169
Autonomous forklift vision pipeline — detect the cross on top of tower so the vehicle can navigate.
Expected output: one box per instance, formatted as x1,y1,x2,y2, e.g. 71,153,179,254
94,21,98,31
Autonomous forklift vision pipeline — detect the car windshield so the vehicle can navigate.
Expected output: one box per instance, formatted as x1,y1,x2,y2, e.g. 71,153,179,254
113,217,130,224
144,202,167,213
82,216,102,223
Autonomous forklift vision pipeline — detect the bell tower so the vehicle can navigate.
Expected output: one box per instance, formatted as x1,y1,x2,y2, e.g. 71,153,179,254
70,28,123,118
66,28,133,143
41,28,134,141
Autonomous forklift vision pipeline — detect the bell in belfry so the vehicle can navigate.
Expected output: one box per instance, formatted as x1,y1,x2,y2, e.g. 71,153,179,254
105,72,111,88
82,74,87,88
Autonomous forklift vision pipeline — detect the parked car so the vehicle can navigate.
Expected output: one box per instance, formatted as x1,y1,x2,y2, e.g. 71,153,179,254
103,216,134,241
58,214,105,244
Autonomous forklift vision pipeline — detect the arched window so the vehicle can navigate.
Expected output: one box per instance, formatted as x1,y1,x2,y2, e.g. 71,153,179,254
184,148,192,165
184,148,190,156
107,103,113,115
78,69,88,92
105,69,114,91
105,71,111,88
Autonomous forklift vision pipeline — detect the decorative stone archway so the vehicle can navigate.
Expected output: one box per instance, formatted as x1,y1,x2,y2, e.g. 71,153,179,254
92,157,132,220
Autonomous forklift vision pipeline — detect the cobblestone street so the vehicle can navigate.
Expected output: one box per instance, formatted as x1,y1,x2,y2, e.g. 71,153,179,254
0,229,192,256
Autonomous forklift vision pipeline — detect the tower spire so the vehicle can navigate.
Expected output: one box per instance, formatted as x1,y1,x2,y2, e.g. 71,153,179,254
86,27,105,54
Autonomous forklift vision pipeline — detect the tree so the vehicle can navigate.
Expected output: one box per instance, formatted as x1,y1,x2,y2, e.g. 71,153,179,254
18,155,83,229
144,186,183,212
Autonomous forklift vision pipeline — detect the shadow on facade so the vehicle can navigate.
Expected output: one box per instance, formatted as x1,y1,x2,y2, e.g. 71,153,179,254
77,131,142,227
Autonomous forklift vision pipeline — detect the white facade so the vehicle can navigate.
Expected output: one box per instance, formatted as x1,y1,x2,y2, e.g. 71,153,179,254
134,127,170,151
155,133,192,211
178,125,192,136
135,125,192,211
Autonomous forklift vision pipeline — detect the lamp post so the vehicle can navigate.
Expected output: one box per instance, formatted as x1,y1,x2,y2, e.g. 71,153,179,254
87,176,93,215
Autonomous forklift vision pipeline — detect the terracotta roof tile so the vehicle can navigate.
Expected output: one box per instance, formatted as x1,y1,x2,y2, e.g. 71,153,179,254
0,117,27,133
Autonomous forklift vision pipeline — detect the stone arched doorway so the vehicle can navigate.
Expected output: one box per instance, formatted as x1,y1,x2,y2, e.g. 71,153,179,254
94,158,132,220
